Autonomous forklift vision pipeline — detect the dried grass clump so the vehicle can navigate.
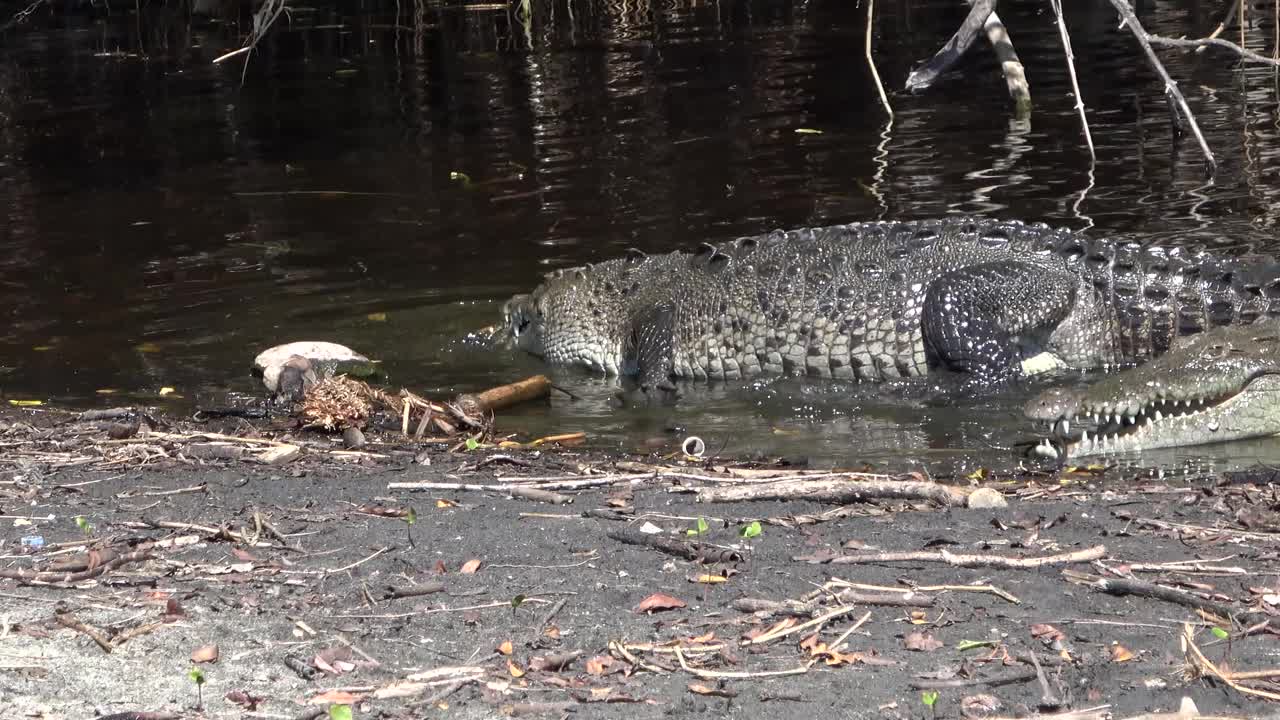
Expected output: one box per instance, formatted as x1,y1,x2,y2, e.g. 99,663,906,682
299,376,373,431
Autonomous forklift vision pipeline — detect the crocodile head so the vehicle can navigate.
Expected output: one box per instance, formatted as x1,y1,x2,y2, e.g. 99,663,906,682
498,268,626,373
1025,319,1280,460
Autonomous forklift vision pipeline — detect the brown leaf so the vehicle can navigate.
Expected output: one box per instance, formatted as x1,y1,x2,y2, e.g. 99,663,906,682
460,558,483,574
497,640,514,656
433,560,448,575
960,693,1001,716
507,659,525,678
688,683,738,698
435,498,458,508
585,656,615,675
190,644,219,664
1030,623,1066,643
543,626,561,640
231,548,257,562
902,631,943,652
634,593,686,614
224,690,262,710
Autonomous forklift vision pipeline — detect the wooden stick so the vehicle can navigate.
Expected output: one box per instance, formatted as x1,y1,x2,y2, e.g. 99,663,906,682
458,375,551,413
818,544,1106,570
864,0,892,118
1050,0,1093,159
695,476,970,507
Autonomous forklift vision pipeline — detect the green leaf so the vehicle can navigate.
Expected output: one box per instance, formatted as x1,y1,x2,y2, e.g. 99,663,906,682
511,594,527,610
187,667,205,685
738,520,762,539
955,639,995,651
921,690,939,707
405,507,417,525
329,705,353,720
464,437,480,451
686,517,710,536
75,516,92,534
1211,626,1229,639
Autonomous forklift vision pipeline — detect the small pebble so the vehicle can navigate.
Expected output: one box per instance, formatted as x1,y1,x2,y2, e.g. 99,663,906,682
342,426,367,449
967,487,1009,509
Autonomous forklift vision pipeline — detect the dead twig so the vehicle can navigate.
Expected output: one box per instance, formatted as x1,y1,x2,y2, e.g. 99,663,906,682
1050,0,1093,159
864,0,892,118
1182,623,1280,701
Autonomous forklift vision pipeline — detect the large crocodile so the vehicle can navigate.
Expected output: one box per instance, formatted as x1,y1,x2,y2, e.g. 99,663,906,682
499,217,1280,400
1025,317,1280,459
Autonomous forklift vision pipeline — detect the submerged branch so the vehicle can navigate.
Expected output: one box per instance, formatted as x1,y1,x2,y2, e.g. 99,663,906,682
1106,0,1216,175
904,0,997,93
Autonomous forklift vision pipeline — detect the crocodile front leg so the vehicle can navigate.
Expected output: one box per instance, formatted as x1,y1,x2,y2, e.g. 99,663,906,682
922,260,1079,381
623,301,680,400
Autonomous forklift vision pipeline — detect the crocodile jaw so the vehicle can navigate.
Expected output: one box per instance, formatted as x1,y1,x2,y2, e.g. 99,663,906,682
1031,374,1280,460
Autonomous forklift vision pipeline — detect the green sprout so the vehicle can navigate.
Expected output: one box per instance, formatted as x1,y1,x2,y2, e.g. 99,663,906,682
329,705,353,720
404,507,417,549
464,437,480,451
956,639,996,651
511,594,527,615
738,520,762,539
686,517,710,537
1211,626,1229,640
188,667,206,709
74,515,92,538
921,689,939,716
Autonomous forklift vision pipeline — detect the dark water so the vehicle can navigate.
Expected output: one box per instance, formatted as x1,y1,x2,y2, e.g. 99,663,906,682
4,0,1280,473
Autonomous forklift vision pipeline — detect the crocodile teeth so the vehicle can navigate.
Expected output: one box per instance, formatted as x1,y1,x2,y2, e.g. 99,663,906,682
1154,410,1164,422
1082,430,1091,444
1124,415,1135,425
1060,419,1070,435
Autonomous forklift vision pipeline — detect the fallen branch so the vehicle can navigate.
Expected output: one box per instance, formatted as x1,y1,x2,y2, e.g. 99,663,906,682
606,527,742,564
812,544,1106,569
456,375,551,414
1070,572,1269,629
815,579,1020,604
673,646,816,680
54,609,113,654
695,476,969,506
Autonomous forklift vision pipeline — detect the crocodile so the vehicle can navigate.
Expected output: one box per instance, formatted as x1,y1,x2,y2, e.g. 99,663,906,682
499,217,1280,399
1024,317,1280,459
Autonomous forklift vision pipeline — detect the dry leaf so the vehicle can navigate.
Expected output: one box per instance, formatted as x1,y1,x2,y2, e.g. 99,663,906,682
688,683,737,698
436,499,458,508
1030,623,1066,643
1110,644,1135,662
497,640,514,656
543,626,561,640
909,610,929,625
460,559,483,574
585,656,615,675
507,659,525,678
960,693,1001,715
433,560,448,574
903,631,943,652
634,592,686,614
191,644,219,664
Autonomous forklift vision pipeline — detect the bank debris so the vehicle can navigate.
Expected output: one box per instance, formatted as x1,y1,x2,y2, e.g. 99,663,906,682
4,453,1280,718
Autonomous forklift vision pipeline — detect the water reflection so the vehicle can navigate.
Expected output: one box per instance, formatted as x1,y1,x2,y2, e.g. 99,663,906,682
1,0,1279,472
